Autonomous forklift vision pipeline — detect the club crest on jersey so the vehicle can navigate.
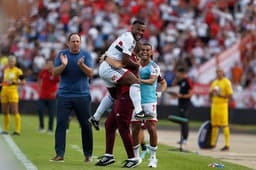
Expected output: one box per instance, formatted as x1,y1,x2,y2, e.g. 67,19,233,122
115,41,123,52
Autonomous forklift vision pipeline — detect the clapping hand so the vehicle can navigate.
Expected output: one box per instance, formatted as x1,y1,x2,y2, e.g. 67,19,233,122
60,53,68,66
78,56,84,66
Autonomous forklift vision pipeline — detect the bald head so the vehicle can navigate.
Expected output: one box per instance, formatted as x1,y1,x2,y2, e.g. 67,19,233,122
8,55,17,67
216,67,224,79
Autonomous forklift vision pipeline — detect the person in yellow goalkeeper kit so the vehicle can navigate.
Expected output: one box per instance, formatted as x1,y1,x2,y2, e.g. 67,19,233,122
209,67,233,151
1,55,26,135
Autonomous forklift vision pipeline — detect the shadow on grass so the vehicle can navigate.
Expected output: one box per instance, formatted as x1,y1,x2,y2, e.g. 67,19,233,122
168,147,192,153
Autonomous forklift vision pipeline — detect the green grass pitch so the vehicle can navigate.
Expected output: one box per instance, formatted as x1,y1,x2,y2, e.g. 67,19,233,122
1,114,252,170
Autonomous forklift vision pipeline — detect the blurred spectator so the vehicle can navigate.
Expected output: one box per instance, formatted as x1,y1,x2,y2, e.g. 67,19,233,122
164,66,175,87
37,59,60,133
191,93,205,107
231,62,243,85
33,54,46,73
0,49,9,80
243,68,256,88
23,68,37,82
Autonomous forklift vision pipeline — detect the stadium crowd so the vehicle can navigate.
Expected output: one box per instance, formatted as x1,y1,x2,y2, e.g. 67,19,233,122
0,0,255,96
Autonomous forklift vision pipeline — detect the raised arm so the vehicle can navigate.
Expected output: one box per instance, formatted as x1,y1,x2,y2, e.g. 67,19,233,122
53,53,67,77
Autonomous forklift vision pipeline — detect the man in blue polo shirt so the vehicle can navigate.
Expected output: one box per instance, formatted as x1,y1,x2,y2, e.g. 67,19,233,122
50,33,94,163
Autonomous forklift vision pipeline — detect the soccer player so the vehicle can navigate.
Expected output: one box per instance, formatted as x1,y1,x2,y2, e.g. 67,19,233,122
95,53,142,168
131,42,163,168
37,59,60,133
1,55,26,135
50,33,93,162
137,75,167,159
209,67,233,151
89,20,150,127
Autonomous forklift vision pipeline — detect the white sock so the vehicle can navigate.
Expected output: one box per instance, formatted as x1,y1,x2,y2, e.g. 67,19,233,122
133,144,140,158
129,84,142,114
94,94,114,121
149,145,158,159
128,157,139,160
104,153,114,157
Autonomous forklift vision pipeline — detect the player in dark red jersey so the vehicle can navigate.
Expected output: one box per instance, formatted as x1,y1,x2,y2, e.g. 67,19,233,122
95,52,142,168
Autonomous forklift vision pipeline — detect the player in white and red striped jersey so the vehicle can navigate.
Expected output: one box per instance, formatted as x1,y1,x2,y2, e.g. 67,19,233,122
90,20,150,128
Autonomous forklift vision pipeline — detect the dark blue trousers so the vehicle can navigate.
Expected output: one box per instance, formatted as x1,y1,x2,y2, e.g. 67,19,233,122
38,99,56,131
55,96,93,158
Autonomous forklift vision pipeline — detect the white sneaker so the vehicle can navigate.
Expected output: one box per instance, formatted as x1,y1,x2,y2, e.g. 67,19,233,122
148,158,158,168
177,139,187,145
122,157,142,168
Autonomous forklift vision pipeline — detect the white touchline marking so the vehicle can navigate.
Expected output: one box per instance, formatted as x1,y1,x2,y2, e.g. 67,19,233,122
0,126,38,170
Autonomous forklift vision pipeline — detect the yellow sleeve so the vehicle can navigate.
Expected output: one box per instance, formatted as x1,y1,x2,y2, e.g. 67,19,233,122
17,68,23,77
225,79,233,95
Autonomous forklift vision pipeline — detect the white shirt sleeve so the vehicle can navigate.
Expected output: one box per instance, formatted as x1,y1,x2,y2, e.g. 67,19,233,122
121,32,135,56
150,63,160,76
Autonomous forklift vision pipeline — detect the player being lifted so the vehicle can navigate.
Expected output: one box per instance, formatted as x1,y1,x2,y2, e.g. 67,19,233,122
89,20,151,127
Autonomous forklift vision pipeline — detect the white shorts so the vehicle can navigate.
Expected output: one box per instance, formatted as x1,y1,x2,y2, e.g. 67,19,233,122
99,61,128,87
131,102,158,122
